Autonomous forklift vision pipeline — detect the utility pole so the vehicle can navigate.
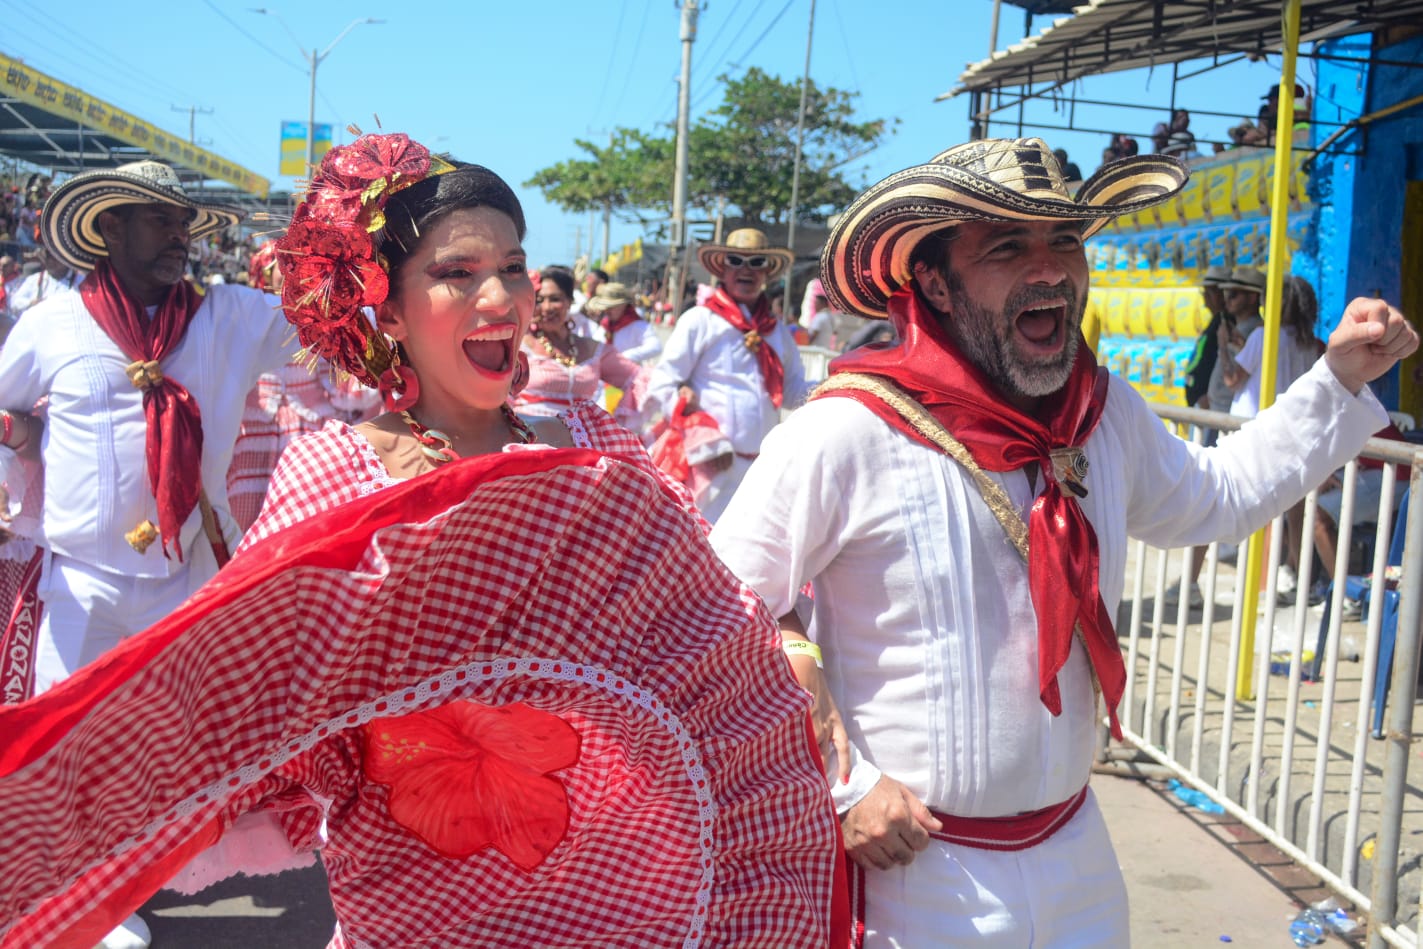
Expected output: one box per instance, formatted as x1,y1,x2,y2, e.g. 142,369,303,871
588,208,597,267
782,0,816,320
252,11,383,171
601,131,614,264
170,104,213,145
668,0,699,316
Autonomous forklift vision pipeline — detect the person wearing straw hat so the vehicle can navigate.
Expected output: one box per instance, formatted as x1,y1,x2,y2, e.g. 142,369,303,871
584,280,663,365
3,239,81,323
1182,263,1231,412
0,159,290,825
710,137,1416,947
646,227,810,522
1164,263,1237,610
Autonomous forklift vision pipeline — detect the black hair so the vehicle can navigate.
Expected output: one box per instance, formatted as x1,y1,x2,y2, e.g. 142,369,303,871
909,227,961,277
538,265,576,298
589,267,610,282
378,162,525,296
1280,274,1320,348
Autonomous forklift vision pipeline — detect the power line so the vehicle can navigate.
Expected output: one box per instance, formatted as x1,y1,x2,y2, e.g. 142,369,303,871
661,0,764,126
201,0,306,73
589,0,631,128
689,0,796,113
605,0,654,124
0,1,274,172
687,0,752,87
828,0,862,94
672,0,762,124
0,2,197,109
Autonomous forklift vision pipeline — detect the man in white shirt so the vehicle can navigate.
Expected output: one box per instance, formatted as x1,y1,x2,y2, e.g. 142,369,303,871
0,162,291,948
710,139,1417,947
4,243,82,320
570,266,608,337
0,162,291,689
584,281,662,364
647,228,809,522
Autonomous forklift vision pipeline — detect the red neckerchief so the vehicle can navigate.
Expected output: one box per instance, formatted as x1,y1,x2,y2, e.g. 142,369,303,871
600,307,641,338
704,288,785,408
817,283,1124,737
80,260,206,561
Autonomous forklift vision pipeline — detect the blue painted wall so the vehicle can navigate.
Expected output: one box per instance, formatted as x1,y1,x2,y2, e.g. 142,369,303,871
1297,34,1369,334
1300,31,1423,409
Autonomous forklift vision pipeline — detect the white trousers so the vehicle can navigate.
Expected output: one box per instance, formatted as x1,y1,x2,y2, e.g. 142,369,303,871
34,549,218,694
860,789,1129,948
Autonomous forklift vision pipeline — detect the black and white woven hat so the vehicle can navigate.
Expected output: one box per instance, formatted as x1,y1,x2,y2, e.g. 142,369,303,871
821,137,1188,318
41,160,243,273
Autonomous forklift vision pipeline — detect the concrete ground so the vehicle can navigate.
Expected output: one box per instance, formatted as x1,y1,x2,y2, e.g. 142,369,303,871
135,771,1357,947
1096,772,1358,947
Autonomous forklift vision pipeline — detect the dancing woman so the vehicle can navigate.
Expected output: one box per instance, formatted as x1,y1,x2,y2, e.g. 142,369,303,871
514,264,645,422
0,133,840,948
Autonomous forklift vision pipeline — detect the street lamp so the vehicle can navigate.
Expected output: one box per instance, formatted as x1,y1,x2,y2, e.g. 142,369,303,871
251,9,384,171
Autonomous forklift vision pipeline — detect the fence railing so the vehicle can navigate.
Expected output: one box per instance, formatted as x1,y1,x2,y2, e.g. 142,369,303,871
1107,402,1423,949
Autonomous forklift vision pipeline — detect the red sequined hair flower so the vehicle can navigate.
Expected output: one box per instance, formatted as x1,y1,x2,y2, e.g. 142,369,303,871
275,132,449,389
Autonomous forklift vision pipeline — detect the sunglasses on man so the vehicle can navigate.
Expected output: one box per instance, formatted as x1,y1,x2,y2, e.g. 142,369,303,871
724,254,771,270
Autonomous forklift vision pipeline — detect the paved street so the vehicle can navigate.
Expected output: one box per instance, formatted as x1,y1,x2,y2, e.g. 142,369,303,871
135,772,1352,947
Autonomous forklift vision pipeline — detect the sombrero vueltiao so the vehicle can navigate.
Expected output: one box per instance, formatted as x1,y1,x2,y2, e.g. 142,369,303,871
821,137,1189,318
697,228,794,283
41,160,243,273
581,281,638,316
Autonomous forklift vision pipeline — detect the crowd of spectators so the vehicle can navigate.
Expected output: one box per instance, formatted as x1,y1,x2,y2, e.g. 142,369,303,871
1095,81,1313,173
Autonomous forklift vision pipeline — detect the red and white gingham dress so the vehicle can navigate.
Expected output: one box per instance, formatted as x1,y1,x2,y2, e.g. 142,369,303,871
0,404,839,948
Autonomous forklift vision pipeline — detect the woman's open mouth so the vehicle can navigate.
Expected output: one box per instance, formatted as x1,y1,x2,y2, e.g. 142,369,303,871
462,323,518,377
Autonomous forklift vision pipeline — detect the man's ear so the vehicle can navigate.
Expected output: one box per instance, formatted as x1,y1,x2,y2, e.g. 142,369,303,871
375,297,406,341
95,210,122,247
912,261,952,315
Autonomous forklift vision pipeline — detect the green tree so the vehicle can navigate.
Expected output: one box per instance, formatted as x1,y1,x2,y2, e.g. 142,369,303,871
689,67,892,226
523,127,673,227
526,68,894,230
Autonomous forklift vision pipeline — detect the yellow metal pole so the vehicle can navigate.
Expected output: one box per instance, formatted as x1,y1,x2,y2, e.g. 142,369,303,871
1236,0,1301,699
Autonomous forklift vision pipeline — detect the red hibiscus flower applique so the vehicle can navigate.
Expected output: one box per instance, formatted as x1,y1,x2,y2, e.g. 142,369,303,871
363,700,580,871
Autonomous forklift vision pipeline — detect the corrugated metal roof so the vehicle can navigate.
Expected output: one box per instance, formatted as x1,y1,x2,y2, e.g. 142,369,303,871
938,0,1423,101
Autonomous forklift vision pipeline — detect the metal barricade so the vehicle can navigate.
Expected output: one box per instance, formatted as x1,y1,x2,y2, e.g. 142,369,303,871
1104,402,1423,949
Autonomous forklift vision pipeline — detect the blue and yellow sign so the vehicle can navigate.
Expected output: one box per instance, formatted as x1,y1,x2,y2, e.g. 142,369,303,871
0,52,269,198
279,121,334,177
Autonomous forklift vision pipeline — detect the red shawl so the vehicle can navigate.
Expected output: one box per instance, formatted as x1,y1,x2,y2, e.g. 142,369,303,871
80,261,205,560
600,307,640,338
818,284,1125,737
704,288,785,408
0,446,844,947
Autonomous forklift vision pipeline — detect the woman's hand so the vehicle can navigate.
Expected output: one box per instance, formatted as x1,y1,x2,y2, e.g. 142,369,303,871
794,656,851,784
0,485,12,545
779,611,850,784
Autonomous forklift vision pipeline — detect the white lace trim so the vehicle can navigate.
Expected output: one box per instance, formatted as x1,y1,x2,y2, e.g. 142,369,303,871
116,658,717,946
559,405,593,448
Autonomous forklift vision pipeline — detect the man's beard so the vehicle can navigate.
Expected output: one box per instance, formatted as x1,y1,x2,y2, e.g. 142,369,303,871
942,271,1084,401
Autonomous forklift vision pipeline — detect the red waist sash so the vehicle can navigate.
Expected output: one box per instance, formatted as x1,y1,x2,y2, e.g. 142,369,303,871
927,785,1087,852
842,786,1089,948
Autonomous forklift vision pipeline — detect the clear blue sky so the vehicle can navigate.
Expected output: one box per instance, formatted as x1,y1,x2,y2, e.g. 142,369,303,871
2,0,1297,268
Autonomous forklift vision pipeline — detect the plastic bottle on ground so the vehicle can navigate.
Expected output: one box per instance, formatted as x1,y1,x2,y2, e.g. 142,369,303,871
1288,907,1327,946
1166,778,1226,814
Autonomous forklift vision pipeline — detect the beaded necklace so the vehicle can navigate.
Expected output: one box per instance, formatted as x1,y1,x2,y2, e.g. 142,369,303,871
400,404,537,466
536,330,579,368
